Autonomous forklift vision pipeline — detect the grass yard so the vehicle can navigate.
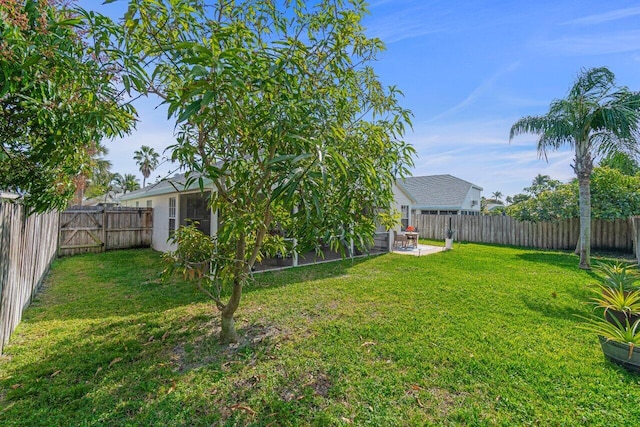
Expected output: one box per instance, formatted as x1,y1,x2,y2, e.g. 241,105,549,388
1,244,640,425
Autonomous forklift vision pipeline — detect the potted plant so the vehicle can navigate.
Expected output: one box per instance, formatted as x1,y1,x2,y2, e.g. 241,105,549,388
582,260,640,373
444,217,454,250
445,228,454,250
596,260,639,292
591,261,640,326
582,316,640,373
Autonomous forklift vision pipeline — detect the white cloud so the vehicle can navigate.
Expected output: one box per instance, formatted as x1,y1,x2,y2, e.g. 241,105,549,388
405,117,576,196
534,30,640,55
426,63,520,122
365,2,447,44
563,7,640,25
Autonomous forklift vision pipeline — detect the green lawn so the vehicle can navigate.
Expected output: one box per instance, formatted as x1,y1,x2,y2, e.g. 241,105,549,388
1,244,639,425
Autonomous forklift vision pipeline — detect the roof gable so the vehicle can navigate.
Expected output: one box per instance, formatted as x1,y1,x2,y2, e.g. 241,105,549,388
400,175,482,209
120,173,211,200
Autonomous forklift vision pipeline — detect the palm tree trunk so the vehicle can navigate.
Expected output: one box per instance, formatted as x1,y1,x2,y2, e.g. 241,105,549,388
577,173,591,269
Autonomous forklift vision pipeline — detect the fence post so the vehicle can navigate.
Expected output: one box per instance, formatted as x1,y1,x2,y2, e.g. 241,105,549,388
633,217,640,265
102,208,107,252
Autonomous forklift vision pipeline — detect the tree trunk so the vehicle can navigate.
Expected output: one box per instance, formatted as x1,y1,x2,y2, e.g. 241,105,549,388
220,311,239,344
73,174,86,206
218,237,248,344
577,166,592,270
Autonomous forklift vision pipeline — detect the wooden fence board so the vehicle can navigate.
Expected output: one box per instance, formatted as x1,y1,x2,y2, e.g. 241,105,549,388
0,203,58,355
413,214,634,253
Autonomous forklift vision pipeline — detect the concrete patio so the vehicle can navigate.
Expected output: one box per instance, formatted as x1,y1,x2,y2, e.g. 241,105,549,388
392,243,445,256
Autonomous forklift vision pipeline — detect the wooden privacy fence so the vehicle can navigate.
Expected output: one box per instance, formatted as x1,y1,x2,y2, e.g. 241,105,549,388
0,203,58,355
58,207,153,256
413,214,635,253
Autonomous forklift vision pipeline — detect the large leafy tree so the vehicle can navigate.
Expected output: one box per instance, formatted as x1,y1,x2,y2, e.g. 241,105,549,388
0,0,146,212
510,67,640,269
599,151,640,176
133,145,160,188
125,0,414,343
507,167,640,222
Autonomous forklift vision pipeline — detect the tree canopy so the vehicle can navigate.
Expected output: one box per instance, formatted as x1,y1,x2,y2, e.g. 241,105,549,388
0,0,146,212
125,0,415,342
507,167,640,222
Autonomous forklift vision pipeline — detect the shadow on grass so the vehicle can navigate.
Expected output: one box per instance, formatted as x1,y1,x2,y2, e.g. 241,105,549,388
0,306,298,425
23,248,374,324
249,255,374,290
520,294,587,322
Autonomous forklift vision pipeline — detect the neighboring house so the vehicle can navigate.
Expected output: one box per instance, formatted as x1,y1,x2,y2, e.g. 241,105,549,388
120,173,218,252
484,201,505,213
393,174,483,229
0,191,19,201
83,190,124,207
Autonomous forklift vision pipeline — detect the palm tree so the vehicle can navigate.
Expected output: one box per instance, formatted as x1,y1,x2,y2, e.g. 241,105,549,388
73,142,111,205
133,145,160,187
110,173,125,191
491,191,503,202
533,174,551,187
525,174,561,196
510,67,640,269
122,173,141,193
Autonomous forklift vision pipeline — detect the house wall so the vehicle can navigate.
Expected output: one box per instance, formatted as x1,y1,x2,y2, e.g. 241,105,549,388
122,190,218,252
392,182,414,230
461,187,482,212
122,193,172,251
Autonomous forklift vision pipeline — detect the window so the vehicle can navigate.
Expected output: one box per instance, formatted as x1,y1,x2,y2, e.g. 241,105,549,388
180,192,211,236
135,201,139,207
400,205,410,229
146,200,152,208
168,197,176,238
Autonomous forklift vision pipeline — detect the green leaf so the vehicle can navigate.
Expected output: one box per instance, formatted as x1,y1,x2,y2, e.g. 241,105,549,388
177,100,201,123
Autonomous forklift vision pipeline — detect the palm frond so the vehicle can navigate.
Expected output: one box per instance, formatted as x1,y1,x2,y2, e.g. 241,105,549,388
509,115,548,140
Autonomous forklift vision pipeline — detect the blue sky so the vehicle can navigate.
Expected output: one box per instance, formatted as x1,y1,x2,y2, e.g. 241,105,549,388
79,0,640,198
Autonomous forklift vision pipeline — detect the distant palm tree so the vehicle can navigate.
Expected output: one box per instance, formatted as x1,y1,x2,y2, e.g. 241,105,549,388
491,191,503,201
110,173,124,191
525,174,561,196
533,174,551,187
133,145,160,187
73,142,111,205
510,67,640,269
122,173,141,193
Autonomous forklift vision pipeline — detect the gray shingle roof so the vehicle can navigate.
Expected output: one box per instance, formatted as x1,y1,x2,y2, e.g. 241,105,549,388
120,172,211,200
399,175,482,209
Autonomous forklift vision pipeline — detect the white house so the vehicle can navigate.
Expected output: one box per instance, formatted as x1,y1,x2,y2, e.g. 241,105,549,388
393,174,483,229
387,174,482,248
120,173,218,252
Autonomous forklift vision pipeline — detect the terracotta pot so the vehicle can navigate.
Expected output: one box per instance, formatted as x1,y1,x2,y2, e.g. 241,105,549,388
598,336,640,373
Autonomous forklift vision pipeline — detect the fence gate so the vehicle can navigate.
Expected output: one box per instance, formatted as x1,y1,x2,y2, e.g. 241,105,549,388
58,207,152,256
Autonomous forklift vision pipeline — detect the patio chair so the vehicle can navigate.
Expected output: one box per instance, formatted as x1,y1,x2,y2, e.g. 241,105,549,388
393,230,408,248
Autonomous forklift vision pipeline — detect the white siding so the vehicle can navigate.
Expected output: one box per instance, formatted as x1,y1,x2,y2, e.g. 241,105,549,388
122,191,217,252
461,187,482,212
392,182,413,230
